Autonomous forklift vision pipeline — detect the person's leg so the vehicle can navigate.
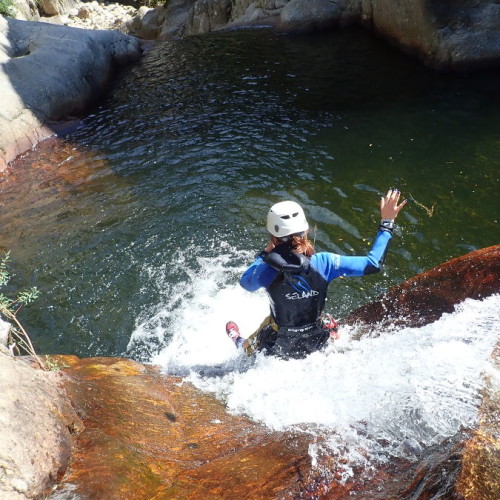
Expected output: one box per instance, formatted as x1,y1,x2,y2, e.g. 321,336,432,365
244,316,276,356
273,328,330,359
254,324,278,355
226,316,278,354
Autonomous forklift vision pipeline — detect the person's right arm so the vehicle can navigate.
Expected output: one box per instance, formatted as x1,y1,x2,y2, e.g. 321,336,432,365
313,188,406,281
313,228,392,280
239,256,277,291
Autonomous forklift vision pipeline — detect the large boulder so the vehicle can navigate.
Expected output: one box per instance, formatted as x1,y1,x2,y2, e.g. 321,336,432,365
125,4,174,40
0,352,83,499
362,0,500,71
37,0,80,17
184,0,231,36
9,0,40,21
0,16,141,171
279,0,361,29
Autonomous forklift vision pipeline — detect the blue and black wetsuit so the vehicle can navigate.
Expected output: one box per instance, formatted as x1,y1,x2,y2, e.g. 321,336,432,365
240,228,392,358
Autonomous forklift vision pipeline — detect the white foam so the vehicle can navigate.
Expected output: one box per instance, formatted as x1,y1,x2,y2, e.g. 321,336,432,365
130,249,499,467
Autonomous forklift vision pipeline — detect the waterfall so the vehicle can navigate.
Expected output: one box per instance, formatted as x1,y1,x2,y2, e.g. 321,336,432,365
129,249,499,470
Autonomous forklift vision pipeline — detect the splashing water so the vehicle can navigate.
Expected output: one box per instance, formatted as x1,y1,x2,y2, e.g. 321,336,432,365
129,248,499,469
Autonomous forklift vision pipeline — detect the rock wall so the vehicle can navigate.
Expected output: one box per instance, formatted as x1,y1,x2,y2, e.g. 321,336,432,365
0,16,142,171
362,0,500,71
130,0,500,72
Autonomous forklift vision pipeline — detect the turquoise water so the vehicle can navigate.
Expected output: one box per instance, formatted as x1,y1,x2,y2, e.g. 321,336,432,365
1,28,499,359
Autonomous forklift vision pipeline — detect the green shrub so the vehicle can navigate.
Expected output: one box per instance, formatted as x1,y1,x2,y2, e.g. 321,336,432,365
0,252,45,369
138,0,169,9
0,0,14,17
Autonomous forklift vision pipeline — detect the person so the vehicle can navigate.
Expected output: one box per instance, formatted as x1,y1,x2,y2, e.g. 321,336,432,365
226,188,407,359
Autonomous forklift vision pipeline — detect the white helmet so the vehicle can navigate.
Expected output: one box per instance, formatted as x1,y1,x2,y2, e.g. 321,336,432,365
267,200,309,238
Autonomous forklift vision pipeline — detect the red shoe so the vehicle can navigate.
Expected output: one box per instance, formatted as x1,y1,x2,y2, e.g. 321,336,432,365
226,321,245,349
321,314,339,340
226,321,241,341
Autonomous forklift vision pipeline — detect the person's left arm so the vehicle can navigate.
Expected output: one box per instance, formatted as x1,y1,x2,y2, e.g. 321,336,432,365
337,228,392,277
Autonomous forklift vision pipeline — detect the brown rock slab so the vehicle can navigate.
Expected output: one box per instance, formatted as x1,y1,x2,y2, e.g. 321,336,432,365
345,245,500,331
52,350,499,499
53,356,346,499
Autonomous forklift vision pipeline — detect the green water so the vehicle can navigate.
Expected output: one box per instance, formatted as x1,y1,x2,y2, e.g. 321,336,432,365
1,28,499,358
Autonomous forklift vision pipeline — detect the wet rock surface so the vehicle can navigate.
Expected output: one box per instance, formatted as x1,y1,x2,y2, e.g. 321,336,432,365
51,351,499,498
50,356,327,499
345,244,500,331
1,245,498,498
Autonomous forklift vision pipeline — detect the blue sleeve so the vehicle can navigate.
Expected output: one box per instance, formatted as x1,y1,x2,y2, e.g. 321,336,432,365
312,229,392,282
239,257,278,291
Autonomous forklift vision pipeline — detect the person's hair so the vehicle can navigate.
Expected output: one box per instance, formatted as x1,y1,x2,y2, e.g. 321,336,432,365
288,233,315,257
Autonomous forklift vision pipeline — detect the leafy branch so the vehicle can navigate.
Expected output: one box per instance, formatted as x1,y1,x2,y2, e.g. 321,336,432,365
0,252,46,370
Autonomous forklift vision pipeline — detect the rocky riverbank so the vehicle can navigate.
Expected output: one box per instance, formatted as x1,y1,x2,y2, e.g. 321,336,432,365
51,1,140,31
9,0,500,67
1,0,499,170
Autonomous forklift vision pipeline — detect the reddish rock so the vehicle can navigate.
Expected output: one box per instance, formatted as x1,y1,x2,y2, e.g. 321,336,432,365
50,246,499,499
346,245,500,330
51,350,499,499
455,346,500,500
4,245,497,499
53,356,350,499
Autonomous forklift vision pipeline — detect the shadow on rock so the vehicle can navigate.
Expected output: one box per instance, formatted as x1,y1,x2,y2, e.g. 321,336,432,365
0,16,142,170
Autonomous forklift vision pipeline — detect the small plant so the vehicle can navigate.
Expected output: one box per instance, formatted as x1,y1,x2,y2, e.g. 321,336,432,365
0,251,45,369
138,0,169,9
43,355,69,371
0,0,14,17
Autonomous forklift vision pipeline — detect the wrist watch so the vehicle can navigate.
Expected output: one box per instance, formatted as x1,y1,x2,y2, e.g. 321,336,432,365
379,219,395,232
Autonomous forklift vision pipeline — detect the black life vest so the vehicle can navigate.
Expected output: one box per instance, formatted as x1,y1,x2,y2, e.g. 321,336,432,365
263,244,328,328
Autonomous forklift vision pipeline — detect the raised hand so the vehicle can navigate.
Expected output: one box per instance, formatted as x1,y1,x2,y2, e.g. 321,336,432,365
380,188,407,221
